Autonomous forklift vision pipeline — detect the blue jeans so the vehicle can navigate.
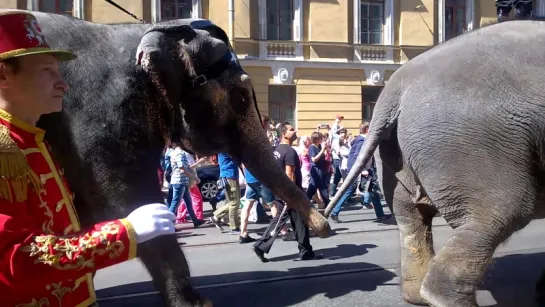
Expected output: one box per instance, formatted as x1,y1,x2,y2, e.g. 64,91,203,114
169,183,200,224
331,181,384,218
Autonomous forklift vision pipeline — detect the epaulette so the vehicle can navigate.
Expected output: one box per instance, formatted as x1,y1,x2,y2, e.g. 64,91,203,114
0,125,40,202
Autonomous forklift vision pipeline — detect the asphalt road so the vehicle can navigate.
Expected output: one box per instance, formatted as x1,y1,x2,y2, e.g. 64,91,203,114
93,204,545,307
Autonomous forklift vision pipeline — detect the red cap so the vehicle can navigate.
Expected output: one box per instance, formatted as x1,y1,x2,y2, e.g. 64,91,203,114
336,115,344,120
0,11,76,61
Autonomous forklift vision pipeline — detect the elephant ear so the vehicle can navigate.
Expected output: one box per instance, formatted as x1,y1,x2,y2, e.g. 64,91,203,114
135,24,196,74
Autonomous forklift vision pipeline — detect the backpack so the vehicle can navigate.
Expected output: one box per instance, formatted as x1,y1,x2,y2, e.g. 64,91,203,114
164,150,173,183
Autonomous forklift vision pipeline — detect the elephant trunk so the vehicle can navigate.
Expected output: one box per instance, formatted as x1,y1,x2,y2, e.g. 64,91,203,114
233,93,329,237
323,132,381,217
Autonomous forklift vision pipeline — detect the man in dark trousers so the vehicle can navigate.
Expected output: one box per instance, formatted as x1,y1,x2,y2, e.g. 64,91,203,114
253,122,322,262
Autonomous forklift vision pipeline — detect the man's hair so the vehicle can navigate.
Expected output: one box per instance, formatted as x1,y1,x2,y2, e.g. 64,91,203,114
337,128,347,135
310,131,323,143
0,58,19,74
360,122,370,134
280,121,292,135
170,135,183,148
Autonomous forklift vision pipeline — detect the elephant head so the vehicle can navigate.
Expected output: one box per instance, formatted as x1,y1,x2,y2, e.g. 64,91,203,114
135,19,330,236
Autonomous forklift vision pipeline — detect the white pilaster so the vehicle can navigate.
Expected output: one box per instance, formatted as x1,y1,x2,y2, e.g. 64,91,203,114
27,0,38,11
466,0,475,32
438,0,446,43
152,0,161,23
258,0,267,39
353,0,361,44
74,0,85,19
538,0,545,17
192,0,202,19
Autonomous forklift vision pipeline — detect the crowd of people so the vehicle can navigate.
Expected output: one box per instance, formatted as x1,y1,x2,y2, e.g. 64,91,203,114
160,115,391,261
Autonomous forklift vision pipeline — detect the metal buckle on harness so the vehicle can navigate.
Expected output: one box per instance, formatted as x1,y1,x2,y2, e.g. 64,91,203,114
194,75,207,86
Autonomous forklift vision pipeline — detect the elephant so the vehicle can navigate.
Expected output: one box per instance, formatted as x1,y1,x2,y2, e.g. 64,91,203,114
325,20,545,307
1,9,330,307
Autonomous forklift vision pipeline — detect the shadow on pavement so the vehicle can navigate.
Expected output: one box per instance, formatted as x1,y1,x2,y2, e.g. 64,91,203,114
95,262,396,307
267,243,378,262
480,251,545,307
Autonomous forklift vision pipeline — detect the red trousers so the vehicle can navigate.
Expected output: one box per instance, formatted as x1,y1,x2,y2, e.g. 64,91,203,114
176,185,204,223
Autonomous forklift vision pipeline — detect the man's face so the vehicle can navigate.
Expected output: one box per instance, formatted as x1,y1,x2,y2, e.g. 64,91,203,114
0,54,69,115
283,124,297,142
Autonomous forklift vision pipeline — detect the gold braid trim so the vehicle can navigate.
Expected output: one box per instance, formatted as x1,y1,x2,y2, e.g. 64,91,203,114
0,125,41,202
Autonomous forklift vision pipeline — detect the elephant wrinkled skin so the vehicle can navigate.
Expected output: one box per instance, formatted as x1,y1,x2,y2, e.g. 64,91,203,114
326,20,545,307
0,10,330,307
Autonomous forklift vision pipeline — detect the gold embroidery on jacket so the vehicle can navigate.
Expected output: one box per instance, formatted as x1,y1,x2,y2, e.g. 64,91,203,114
0,125,42,202
20,222,125,270
15,297,50,307
40,173,54,184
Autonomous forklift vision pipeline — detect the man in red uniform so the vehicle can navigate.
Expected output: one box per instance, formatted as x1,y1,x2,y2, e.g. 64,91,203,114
0,11,177,306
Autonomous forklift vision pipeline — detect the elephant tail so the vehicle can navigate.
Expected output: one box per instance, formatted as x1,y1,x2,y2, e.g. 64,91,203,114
323,81,402,217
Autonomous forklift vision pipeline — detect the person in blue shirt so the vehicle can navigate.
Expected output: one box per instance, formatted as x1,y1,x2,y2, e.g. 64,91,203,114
329,122,390,223
208,153,241,234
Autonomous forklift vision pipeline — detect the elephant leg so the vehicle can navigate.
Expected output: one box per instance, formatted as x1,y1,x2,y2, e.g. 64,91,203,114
376,145,436,305
138,236,211,307
420,206,532,307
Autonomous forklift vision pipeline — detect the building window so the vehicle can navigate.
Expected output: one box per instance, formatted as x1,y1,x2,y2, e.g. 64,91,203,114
267,0,293,40
39,0,73,15
445,0,466,40
161,0,193,21
360,1,384,45
362,85,383,121
269,85,296,126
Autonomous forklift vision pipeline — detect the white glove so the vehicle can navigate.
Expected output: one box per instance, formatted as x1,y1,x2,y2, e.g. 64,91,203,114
125,203,176,244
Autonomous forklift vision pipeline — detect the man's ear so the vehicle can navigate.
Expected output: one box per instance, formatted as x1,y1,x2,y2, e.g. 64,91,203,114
0,62,14,89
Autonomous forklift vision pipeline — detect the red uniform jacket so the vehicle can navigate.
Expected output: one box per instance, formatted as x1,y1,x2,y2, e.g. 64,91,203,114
0,109,138,307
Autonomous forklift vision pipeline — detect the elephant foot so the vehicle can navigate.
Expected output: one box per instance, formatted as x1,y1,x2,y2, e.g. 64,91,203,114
420,270,478,307
401,280,429,306
308,207,330,238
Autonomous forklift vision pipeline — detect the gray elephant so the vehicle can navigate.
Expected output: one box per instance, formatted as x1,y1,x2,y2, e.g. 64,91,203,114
2,10,331,307
325,20,545,307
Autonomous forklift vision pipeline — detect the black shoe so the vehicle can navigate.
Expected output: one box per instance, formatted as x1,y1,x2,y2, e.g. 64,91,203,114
253,246,269,263
282,232,296,241
193,219,205,228
299,252,324,261
208,217,224,231
376,214,392,222
239,235,257,244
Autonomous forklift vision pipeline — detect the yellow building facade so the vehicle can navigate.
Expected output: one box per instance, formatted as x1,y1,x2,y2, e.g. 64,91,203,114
0,0,538,135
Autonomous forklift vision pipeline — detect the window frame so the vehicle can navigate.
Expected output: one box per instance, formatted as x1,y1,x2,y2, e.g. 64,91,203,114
360,1,385,45
268,84,296,127
160,0,193,21
444,0,467,41
266,0,294,41
39,0,74,15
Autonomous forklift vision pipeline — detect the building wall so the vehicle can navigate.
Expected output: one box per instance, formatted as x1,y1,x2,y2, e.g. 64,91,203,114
294,68,364,136
0,0,25,9
85,0,151,23
308,0,352,61
243,66,271,117
2,0,517,137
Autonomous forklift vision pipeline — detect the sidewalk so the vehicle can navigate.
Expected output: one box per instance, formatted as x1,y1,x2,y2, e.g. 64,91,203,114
173,197,449,247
